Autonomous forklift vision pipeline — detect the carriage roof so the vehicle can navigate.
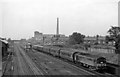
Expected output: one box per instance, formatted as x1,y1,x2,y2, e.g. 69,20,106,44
34,45,43,47
60,48,78,54
77,52,105,59
50,46,61,50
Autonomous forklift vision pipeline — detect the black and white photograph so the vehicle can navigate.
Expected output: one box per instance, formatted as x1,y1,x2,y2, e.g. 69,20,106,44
0,0,120,77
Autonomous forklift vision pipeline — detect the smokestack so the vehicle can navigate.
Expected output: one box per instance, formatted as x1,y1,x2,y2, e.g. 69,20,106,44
57,17,59,35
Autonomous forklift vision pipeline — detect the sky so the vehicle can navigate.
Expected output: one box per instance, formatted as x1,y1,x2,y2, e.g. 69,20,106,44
0,0,119,40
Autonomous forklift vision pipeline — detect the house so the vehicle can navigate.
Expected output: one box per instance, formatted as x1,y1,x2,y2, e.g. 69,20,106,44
84,36,106,45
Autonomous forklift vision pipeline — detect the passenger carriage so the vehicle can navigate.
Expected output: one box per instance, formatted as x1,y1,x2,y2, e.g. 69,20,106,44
59,49,78,61
49,47,61,57
35,45,43,51
32,45,39,50
42,46,51,54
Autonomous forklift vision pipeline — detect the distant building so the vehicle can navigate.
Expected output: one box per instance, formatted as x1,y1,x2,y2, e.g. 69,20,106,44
32,18,66,45
34,31,43,41
34,31,42,38
33,31,68,45
43,34,54,38
12,40,20,43
84,36,106,45
42,34,67,45
20,39,27,44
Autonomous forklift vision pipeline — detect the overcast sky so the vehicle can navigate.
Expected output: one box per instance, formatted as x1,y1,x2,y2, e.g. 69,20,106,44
0,0,119,40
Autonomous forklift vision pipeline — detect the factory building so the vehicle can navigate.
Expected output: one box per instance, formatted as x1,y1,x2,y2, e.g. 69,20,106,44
33,31,68,45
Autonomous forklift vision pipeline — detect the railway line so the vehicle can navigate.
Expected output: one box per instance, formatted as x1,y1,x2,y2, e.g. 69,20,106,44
2,43,117,76
1,43,44,76
26,49,96,75
15,45,35,75
14,44,45,76
18,45,44,75
24,44,116,77
20,44,111,76
2,52,13,75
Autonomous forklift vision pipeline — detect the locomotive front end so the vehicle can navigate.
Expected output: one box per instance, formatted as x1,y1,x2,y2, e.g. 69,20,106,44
96,57,106,70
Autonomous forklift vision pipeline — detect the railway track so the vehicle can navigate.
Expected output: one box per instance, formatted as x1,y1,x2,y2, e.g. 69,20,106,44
16,44,44,76
19,44,117,77
2,52,13,76
28,48,117,77
24,48,98,75
17,46,36,75
2,44,16,76
27,52,53,75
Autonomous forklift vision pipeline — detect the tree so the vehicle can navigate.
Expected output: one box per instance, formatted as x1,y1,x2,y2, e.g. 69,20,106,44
8,38,12,42
107,26,120,54
94,35,99,45
105,35,111,44
107,26,120,76
69,32,85,45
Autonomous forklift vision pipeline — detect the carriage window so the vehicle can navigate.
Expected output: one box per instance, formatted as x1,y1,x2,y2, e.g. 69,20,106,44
76,55,84,60
87,58,92,61
61,52,71,57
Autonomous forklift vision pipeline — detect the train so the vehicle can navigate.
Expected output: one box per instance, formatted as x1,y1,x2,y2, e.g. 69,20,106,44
24,43,32,51
31,44,106,71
